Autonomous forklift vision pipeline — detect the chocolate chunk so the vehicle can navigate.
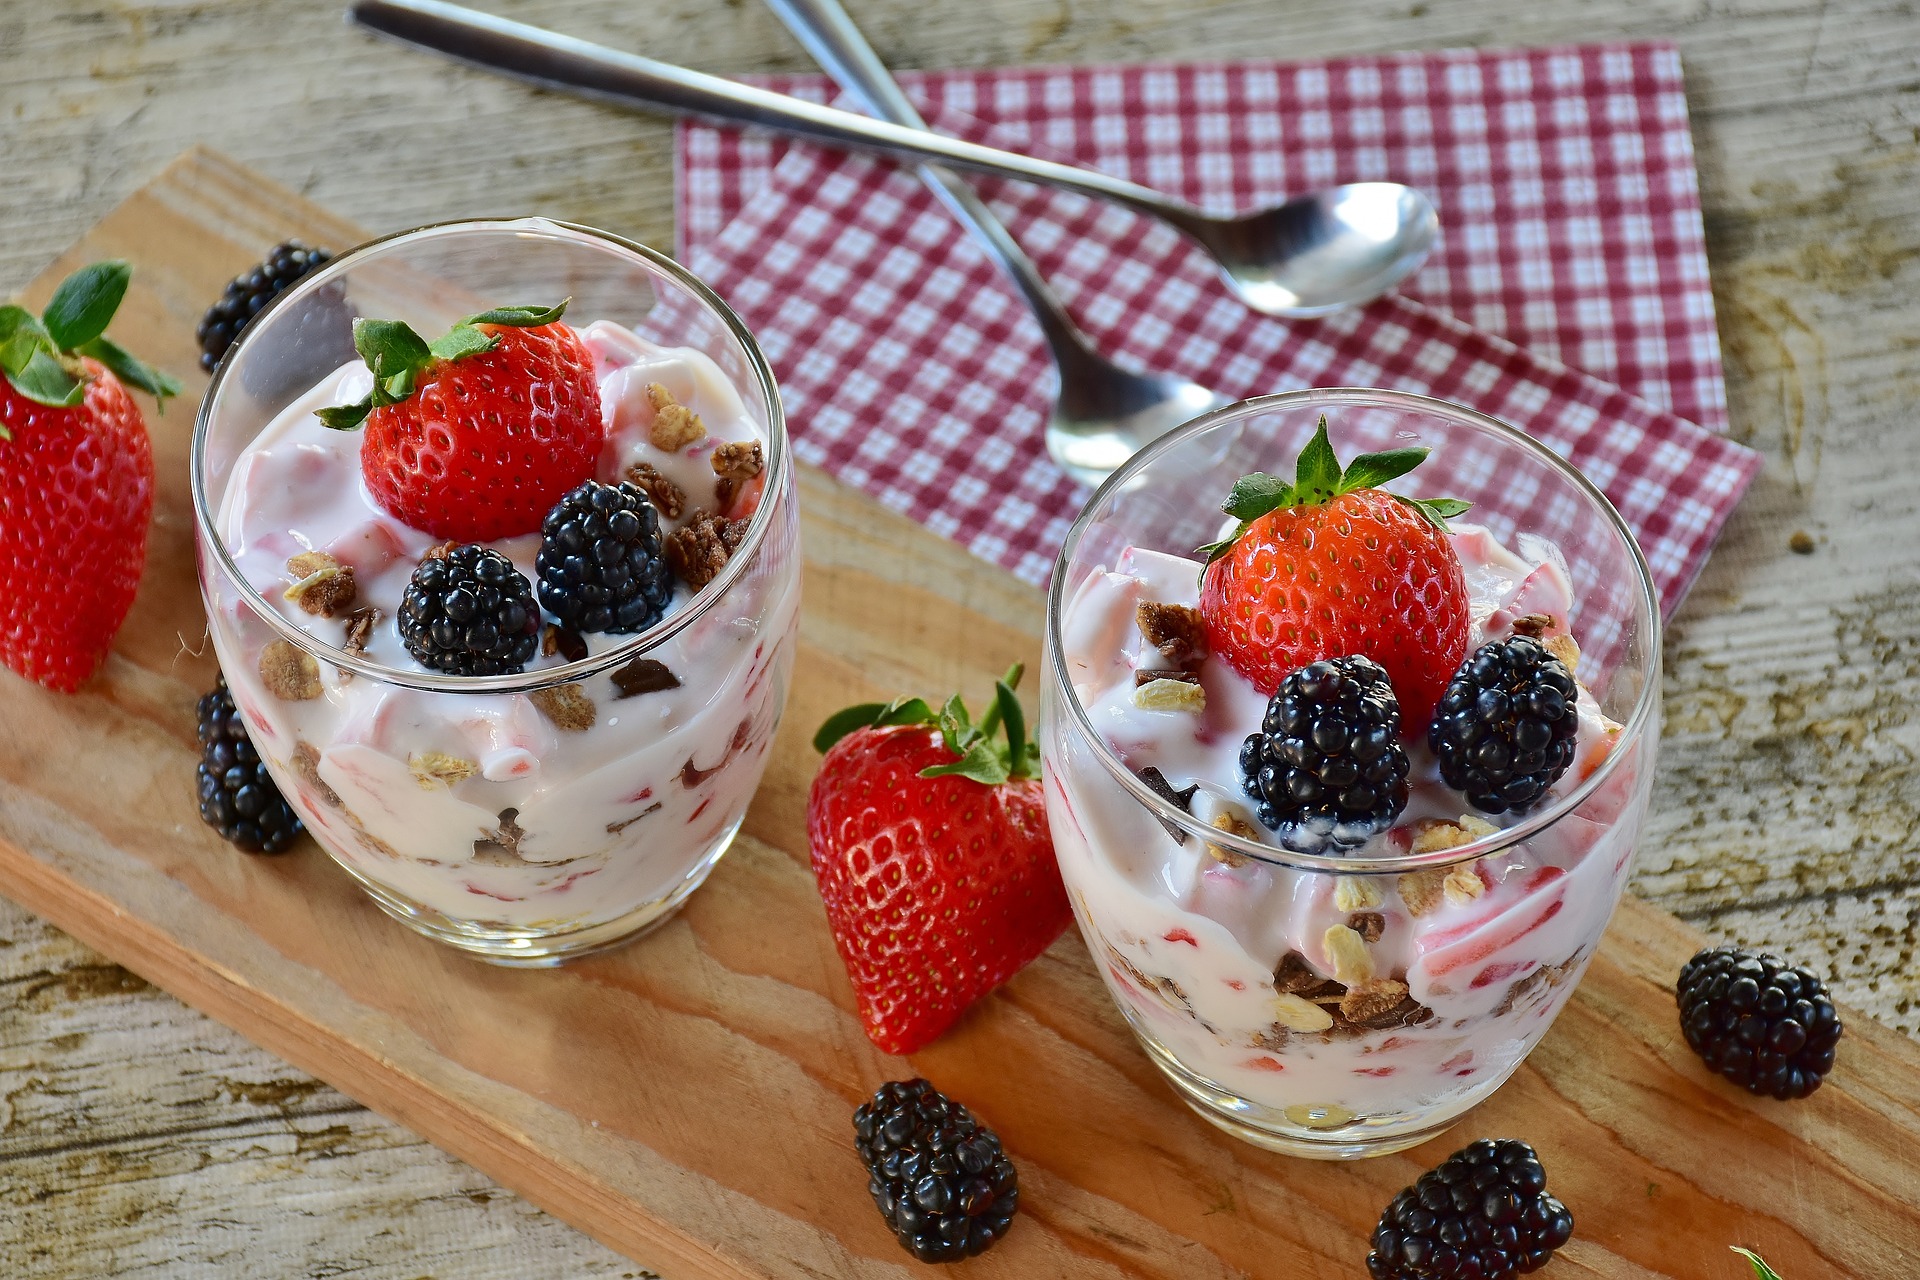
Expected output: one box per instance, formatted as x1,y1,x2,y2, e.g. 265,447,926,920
1348,911,1386,944
473,808,527,865
1273,951,1324,995
1134,668,1200,686
1509,612,1555,637
610,657,681,698
542,623,589,663
1136,766,1198,844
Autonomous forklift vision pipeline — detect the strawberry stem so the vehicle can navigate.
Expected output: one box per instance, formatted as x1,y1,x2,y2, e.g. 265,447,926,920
0,261,180,417
811,664,1038,785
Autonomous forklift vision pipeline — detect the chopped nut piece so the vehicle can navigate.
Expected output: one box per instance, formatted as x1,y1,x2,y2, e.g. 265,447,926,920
1323,924,1376,986
1410,818,1473,854
1271,992,1335,1032
646,383,707,451
530,683,596,731
1510,613,1555,637
1348,912,1386,944
1333,875,1383,911
1137,766,1198,845
623,460,687,521
610,657,681,698
1134,601,1208,668
1545,633,1581,672
1340,978,1410,1024
283,551,357,617
291,741,341,808
1273,951,1322,995
1206,811,1258,868
1398,868,1448,917
1444,866,1487,906
342,606,379,657
1458,815,1499,839
409,751,478,790
541,623,588,663
1133,677,1206,712
258,640,321,701
711,439,764,508
664,509,749,591
423,540,458,561
1133,667,1200,686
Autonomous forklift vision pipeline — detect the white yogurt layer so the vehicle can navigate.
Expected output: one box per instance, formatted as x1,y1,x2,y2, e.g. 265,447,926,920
211,320,798,933
1046,527,1644,1124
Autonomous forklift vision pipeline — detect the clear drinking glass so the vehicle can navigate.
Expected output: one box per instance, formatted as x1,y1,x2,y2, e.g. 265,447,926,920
1040,389,1659,1157
192,219,800,965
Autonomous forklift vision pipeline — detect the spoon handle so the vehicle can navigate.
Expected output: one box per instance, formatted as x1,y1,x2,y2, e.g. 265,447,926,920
348,0,1190,225
760,0,1101,363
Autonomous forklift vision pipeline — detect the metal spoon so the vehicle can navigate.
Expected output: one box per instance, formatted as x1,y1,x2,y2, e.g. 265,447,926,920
347,0,1438,321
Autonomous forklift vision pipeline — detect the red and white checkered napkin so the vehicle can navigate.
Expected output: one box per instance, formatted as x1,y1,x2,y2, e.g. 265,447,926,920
675,43,1760,613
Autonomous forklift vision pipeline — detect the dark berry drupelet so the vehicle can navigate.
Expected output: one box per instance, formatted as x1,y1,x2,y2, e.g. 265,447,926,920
196,242,333,372
195,678,302,855
535,481,675,635
397,545,539,676
1367,1139,1574,1280
1677,946,1842,1100
1430,637,1579,814
854,1079,1019,1264
1238,655,1410,852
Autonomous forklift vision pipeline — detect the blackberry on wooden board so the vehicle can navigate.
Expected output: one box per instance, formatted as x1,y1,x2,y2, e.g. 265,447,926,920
1367,1138,1573,1280
196,678,302,854
853,1079,1019,1263
1677,945,1842,1099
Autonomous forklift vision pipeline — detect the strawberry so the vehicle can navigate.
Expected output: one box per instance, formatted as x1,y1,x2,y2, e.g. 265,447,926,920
1197,416,1471,727
1,261,179,692
317,301,604,541
806,667,1069,1055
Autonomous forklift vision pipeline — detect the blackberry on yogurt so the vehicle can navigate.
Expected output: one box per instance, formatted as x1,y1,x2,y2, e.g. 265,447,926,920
535,480,674,635
196,678,302,854
1238,656,1410,851
397,544,539,676
1430,637,1579,814
854,1079,1019,1263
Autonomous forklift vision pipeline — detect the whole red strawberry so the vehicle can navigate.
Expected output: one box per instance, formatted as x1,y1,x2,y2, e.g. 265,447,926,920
317,301,603,541
806,668,1069,1055
1,261,178,692
1197,417,1471,727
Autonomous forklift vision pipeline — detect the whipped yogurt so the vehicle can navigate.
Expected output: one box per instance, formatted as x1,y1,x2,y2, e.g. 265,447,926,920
1043,526,1649,1133
207,320,798,941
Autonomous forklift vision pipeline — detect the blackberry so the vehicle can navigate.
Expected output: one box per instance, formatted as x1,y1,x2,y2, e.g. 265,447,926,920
196,242,334,372
397,545,539,676
1237,656,1410,852
195,679,302,855
1367,1139,1573,1280
535,481,675,635
1677,946,1842,1100
854,1079,1018,1264
1429,637,1579,814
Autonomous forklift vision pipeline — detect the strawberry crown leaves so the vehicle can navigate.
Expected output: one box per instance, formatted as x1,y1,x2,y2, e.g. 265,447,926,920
811,663,1038,785
0,261,182,433
1731,1249,1785,1280
315,298,571,431
1195,414,1471,565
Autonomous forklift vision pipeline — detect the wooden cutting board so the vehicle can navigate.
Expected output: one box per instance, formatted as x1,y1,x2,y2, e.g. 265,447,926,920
3,148,1916,1279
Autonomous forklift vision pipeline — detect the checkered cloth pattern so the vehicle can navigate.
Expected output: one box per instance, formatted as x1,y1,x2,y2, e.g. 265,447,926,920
674,43,1759,612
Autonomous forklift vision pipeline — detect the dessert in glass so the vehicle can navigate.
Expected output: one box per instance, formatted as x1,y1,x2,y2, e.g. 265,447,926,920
1040,390,1659,1156
192,219,799,965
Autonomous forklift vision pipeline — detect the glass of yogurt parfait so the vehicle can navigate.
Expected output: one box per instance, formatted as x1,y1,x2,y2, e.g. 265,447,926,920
1041,389,1659,1157
192,219,800,965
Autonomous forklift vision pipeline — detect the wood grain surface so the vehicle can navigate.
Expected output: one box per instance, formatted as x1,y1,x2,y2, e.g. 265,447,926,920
2,150,1919,1280
3,0,1920,1274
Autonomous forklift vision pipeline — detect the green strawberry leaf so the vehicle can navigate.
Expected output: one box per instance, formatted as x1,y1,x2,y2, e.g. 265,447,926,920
1337,446,1429,493
352,318,434,379
1394,495,1473,531
919,738,1011,785
1731,1248,1784,1280
428,325,501,362
937,693,977,755
462,299,570,327
4,348,84,407
41,260,131,353
1293,416,1343,503
811,696,936,753
315,396,375,431
76,335,182,408
995,672,1032,780
1220,472,1294,521
0,304,51,360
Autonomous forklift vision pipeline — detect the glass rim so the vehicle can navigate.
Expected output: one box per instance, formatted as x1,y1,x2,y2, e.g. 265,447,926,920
1042,386,1663,875
189,216,788,696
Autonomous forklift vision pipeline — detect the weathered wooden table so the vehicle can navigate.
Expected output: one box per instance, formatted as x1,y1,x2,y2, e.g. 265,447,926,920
4,0,1917,1274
